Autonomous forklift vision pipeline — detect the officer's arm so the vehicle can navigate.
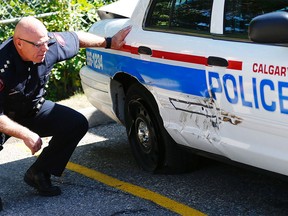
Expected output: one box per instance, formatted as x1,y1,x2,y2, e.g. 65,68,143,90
0,115,42,155
75,25,132,49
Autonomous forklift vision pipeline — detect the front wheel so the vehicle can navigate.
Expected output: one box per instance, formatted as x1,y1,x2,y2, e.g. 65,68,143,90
124,83,199,173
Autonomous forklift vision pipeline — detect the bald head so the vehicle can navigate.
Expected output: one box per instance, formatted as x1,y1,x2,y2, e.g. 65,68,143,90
14,16,48,40
13,16,50,62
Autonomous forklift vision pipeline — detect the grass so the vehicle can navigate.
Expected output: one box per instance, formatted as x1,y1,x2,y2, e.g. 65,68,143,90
57,93,93,110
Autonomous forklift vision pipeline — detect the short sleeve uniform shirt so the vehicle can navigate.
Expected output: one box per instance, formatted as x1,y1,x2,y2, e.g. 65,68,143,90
0,32,79,118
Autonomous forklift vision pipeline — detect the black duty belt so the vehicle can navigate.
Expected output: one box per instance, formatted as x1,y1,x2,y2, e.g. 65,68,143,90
18,97,46,118
31,97,45,116
34,97,45,113
6,97,46,119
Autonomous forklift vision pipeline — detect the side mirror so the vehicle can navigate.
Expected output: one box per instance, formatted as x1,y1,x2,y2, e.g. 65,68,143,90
249,11,288,43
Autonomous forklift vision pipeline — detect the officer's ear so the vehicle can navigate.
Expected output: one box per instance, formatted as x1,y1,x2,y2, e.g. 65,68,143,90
14,38,23,49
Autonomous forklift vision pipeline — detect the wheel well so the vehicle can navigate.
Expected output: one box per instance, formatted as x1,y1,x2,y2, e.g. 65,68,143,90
110,72,141,124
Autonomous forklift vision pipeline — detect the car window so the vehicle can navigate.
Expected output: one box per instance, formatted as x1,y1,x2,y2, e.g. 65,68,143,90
224,0,288,40
145,0,213,36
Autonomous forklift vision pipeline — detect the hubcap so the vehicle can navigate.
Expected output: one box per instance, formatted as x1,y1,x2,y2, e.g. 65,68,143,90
136,118,151,153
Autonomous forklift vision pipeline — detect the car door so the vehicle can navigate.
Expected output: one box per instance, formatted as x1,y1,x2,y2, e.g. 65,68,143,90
206,0,288,174
130,0,224,155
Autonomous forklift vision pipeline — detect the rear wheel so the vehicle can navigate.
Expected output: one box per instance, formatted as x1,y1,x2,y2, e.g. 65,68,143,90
124,83,199,173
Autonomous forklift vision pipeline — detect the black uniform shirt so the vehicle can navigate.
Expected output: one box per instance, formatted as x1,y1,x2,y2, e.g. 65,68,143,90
0,32,79,118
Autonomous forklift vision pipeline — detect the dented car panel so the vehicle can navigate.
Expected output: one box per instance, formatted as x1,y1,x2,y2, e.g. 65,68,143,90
80,0,288,175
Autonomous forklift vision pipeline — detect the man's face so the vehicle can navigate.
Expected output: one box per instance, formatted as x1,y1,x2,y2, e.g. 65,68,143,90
17,34,50,63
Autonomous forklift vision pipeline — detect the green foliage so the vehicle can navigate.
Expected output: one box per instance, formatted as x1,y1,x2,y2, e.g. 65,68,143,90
0,0,114,101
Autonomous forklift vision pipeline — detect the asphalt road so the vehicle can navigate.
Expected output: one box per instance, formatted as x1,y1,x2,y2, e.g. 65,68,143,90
0,106,288,215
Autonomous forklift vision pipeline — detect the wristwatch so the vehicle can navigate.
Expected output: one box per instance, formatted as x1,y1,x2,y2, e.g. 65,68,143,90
105,37,112,49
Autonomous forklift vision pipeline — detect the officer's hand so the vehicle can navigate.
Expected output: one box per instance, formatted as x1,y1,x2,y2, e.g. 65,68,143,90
23,132,43,155
111,25,132,50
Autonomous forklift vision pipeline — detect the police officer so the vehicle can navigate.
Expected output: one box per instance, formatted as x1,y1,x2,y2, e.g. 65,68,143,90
0,16,131,200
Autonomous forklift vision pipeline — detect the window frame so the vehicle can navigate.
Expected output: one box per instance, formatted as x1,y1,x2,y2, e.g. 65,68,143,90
223,0,288,41
143,0,214,38
142,0,288,45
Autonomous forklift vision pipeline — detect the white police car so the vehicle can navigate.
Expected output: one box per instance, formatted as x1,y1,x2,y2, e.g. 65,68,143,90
80,0,288,175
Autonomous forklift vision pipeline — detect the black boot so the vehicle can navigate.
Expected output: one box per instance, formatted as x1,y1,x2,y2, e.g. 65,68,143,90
24,168,61,196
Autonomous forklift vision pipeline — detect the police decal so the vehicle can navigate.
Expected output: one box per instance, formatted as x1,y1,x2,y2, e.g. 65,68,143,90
253,63,287,77
208,71,288,114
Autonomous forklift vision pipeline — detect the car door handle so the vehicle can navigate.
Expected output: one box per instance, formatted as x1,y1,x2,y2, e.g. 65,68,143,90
208,56,228,67
138,46,152,55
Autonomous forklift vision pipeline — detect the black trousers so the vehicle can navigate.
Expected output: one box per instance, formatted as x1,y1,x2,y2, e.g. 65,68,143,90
15,100,89,176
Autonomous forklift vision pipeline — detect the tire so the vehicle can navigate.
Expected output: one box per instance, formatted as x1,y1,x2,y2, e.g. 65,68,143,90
124,83,199,174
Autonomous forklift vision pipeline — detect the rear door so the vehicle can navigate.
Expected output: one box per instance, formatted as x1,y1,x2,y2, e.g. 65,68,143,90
131,0,221,155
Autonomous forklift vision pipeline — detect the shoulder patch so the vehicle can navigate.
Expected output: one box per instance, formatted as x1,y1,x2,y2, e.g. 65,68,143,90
53,33,66,47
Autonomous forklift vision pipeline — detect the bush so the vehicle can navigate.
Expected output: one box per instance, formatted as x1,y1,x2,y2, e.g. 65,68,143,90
0,0,113,101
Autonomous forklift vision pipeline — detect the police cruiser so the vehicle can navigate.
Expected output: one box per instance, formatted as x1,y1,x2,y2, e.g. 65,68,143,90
80,0,288,175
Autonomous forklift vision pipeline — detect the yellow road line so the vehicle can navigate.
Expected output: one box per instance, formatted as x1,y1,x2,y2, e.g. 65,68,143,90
66,162,206,216
16,143,205,215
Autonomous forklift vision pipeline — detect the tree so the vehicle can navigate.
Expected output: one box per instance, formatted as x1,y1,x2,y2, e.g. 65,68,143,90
0,0,114,101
